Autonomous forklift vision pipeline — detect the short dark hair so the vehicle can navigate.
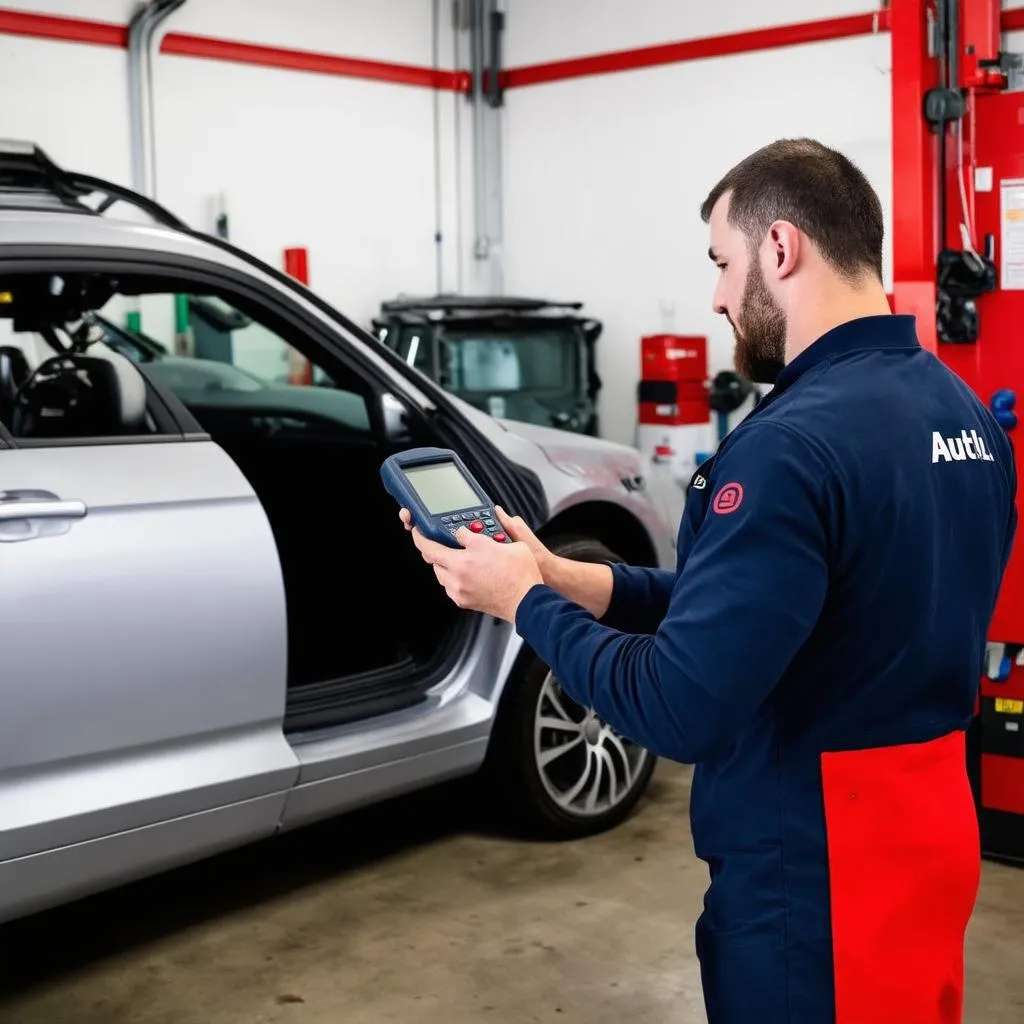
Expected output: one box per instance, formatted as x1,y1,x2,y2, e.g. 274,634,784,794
700,138,884,283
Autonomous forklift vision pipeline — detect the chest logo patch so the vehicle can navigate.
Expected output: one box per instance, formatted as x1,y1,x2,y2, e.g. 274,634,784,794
712,482,744,514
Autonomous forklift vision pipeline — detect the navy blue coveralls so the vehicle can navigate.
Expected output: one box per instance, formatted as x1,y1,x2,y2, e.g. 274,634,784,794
514,315,1018,1024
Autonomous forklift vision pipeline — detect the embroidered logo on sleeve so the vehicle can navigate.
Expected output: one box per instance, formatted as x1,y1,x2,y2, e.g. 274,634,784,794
712,482,744,514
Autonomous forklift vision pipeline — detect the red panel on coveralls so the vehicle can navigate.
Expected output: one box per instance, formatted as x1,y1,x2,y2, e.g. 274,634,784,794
820,731,980,1024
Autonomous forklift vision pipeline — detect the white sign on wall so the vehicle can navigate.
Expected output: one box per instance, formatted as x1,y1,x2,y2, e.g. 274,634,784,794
999,177,1024,291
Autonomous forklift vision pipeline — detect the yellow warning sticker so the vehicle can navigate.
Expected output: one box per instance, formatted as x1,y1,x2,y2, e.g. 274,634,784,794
995,698,1024,715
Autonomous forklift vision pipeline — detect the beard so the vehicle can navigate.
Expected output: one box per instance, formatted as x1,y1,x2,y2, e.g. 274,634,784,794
730,261,787,385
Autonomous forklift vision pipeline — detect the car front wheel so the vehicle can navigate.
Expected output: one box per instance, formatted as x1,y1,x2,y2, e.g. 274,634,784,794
485,536,658,839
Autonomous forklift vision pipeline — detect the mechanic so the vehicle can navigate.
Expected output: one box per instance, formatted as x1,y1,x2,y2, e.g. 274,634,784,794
400,138,1019,1024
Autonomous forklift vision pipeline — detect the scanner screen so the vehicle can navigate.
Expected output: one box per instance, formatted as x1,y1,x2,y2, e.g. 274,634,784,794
404,461,482,515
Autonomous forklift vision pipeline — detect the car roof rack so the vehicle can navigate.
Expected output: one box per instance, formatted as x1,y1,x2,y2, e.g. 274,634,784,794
379,294,585,316
0,139,189,231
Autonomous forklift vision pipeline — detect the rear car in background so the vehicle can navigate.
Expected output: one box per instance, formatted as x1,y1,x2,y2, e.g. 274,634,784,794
0,141,680,924
373,294,603,436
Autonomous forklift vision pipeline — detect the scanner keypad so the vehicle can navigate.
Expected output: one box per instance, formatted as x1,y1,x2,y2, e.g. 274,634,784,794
440,508,510,542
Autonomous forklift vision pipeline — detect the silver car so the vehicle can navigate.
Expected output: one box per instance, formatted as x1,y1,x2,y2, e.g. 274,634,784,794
0,141,680,924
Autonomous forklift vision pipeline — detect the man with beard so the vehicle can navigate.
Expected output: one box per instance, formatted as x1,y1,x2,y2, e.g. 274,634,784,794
399,138,1018,1023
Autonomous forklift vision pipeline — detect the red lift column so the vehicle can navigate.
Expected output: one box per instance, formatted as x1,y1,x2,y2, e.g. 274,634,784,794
893,0,1024,861
635,334,712,488
891,0,940,353
950,84,1024,862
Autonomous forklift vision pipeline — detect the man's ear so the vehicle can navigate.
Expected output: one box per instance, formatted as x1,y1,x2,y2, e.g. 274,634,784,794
767,220,800,280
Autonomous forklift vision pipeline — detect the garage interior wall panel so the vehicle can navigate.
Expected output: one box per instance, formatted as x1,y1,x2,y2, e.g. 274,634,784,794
502,0,893,445
0,0,466,334
0,2,134,187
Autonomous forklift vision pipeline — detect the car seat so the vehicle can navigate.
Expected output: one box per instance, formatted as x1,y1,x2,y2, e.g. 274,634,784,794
10,349,149,438
0,346,29,430
0,345,30,429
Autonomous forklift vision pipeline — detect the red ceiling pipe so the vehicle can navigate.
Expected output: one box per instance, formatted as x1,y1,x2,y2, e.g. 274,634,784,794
1004,7,1024,31
503,11,892,89
0,8,127,47
3,3,1024,93
0,6,469,91
502,7,1024,89
161,32,470,91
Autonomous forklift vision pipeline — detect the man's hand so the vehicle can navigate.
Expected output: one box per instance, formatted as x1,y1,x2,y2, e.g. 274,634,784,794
400,504,552,565
400,505,616,619
398,507,544,622
489,506,554,576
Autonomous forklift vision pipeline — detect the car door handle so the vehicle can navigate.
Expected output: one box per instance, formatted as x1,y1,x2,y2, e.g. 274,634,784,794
0,498,87,521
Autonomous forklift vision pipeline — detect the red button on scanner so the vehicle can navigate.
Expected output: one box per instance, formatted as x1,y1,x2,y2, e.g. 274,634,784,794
469,520,485,533
493,532,507,542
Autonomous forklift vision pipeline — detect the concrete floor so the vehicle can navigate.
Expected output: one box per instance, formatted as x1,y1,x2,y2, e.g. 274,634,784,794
1,762,1022,1024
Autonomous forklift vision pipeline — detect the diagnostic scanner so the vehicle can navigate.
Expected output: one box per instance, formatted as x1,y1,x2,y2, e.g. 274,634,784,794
380,446,512,548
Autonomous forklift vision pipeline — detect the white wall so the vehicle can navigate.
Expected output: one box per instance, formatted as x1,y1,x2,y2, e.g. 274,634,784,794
0,0,470,335
0,1,134,187
502,0,894,445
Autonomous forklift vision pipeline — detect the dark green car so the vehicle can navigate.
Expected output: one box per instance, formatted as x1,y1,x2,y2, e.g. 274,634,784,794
372,295,603,436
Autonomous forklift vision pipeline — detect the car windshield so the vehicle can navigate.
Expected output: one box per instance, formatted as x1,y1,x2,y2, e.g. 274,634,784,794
143,357,266,392
396,324,581,398
93,316,169,362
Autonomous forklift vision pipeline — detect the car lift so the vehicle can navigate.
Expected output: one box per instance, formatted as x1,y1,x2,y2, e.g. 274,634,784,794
893,0,1024,861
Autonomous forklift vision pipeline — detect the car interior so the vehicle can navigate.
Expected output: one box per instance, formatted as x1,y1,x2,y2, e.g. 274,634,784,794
0,271,465,718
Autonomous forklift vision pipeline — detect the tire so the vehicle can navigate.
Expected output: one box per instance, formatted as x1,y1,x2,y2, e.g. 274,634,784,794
483,535,658,840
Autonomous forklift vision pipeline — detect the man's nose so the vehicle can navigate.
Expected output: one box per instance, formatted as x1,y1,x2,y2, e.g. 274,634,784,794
712,281,727,315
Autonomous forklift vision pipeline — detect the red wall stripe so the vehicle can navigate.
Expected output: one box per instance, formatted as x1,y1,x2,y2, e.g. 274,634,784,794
160,32,469,91
0,8,126,47
503,11,892,89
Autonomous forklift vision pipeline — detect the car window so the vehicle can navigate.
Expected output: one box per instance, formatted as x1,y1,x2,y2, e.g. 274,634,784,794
441,326,580,397
0,294,167,444
130,292,372,436
0,272,374,445
391,323,581,399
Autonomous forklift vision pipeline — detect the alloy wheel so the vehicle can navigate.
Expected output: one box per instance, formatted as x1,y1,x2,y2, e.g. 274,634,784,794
533,670,650,817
